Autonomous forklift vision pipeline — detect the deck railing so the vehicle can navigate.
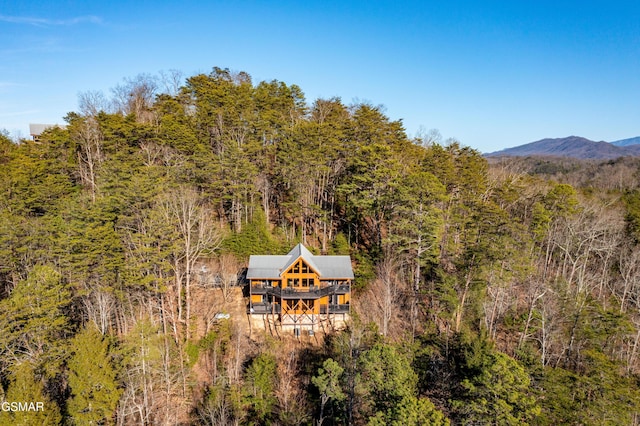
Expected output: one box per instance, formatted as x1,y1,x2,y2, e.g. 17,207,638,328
250,302,349,315
249,302,280,314
250,283,350,299
319,304,350,314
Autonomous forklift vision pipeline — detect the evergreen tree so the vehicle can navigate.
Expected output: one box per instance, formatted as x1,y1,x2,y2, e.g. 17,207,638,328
0,265,71,374
451,342,540,425
2,361,62,426
243,353,278,424
312,358,345,425
357,342,447,425
66,325,121,425
541,350,640,425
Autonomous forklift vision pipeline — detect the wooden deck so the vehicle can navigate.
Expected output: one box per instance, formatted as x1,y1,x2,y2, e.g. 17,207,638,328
250,283,349,299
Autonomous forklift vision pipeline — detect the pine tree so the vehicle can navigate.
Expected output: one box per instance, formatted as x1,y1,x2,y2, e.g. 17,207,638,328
66,325,121,425
312,358,345,425
0,265,71,374
2,361,61,426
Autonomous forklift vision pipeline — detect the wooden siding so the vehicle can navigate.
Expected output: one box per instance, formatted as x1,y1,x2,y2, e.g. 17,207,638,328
248,254,351,326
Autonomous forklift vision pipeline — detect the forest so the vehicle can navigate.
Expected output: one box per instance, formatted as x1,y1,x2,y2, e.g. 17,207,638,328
1,67,640,425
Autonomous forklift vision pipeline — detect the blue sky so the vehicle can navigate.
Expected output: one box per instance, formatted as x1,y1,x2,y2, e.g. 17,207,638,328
1,1,639,152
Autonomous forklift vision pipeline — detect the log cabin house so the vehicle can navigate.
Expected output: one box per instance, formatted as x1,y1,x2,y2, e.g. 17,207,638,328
247,244,353,334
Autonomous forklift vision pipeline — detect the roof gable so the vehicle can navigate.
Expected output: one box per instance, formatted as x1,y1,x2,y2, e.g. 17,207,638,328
280,243,321,276
246,244,354,279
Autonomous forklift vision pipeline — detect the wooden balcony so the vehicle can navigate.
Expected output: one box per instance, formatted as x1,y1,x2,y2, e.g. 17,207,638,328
250,283,350,299
250,285,270,295
332,284,350,294
249,301,349,315
320,304,350,314
249,302,281,314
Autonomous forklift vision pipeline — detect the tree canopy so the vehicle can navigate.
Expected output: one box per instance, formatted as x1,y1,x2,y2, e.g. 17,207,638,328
1,67,639,424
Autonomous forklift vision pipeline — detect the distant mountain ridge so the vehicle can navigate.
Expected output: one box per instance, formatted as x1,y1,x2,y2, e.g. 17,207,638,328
486,136,640,159
611,136,640,147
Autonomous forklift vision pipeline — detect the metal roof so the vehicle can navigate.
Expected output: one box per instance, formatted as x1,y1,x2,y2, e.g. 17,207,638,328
29,123,66,136
245,256,290,279
246,243,354,279
280,243,321,275
313,256,354,279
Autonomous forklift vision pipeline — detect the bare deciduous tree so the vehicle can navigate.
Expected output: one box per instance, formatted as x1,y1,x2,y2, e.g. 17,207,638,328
73,117,104,202
275,348,312,426
78,90,110,116
159,69,184,96
83,287,115,335
617,244,640,313
160,187,222,340
111,73,158,123
216,253,240,301
358,254,404,337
